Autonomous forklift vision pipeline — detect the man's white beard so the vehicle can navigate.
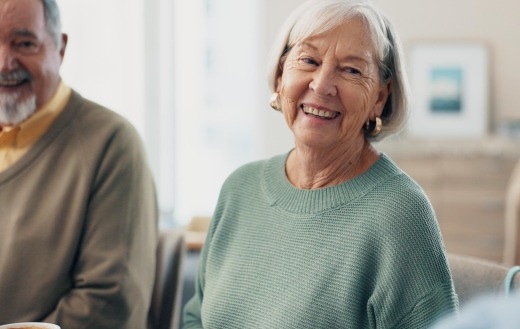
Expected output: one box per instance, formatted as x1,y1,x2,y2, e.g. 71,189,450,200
0,91,37,126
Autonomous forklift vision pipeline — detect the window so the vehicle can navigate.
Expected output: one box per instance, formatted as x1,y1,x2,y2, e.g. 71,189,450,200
58,0,270,227
172,0,262,225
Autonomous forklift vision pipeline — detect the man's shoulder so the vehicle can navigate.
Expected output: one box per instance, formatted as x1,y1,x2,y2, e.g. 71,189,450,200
62,90,141,141
68,90,130,128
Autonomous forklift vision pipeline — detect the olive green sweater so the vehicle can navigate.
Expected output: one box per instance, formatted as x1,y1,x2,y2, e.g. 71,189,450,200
183,153,458,329
0,91,157,329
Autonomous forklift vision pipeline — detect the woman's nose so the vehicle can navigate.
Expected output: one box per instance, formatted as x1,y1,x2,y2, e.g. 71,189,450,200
309,65,337,97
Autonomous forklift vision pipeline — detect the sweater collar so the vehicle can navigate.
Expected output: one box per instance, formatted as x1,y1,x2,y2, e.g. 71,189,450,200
263,151,401,214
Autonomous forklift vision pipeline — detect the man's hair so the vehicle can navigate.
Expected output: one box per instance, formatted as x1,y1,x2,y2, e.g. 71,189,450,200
40,0,62,46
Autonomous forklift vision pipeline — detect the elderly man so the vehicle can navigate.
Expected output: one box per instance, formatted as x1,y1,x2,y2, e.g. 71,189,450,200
0,0,158,328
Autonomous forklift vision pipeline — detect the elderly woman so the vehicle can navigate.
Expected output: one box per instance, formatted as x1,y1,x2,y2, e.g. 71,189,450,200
183,0,458,328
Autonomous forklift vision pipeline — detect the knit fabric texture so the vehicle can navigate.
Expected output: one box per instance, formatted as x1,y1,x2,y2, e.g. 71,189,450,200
0,90,158,329
183,152,459,329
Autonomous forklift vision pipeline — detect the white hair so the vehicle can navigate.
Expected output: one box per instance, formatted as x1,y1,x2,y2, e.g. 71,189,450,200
266,0,410,141
41,0,63,47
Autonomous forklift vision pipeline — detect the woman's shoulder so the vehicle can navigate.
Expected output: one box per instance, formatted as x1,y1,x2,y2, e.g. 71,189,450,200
224,153,287,183
368,155,438,234
376,154,431,204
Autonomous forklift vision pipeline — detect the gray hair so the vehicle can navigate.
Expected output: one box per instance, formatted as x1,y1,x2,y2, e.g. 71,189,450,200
266,0,410,141
40,0,63,47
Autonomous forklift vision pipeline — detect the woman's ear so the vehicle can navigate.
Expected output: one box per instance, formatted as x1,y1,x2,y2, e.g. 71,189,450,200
275,74,282,93
372,80,391,117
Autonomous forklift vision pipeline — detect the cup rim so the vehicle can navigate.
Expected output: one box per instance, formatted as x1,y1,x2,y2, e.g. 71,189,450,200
0,322,60,329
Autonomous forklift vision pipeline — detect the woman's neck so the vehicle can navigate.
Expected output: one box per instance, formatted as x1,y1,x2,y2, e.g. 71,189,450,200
285,141,380,189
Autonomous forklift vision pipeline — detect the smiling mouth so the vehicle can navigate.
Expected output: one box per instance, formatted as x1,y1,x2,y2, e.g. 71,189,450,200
301,104,340,120
0,70,31,88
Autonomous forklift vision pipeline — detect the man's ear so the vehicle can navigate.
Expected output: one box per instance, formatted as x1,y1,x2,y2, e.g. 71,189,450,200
59,33,68,59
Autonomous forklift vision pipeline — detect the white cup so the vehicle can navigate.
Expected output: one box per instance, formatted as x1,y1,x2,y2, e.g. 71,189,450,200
0,323,60,329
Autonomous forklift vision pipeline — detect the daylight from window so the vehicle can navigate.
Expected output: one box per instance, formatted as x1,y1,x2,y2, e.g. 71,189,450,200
58,0,263,226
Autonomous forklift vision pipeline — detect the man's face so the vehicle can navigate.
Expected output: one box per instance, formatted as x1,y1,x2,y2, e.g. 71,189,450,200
0,0,66,126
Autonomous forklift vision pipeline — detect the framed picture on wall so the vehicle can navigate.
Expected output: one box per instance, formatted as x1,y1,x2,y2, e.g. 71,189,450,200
407,42,489,138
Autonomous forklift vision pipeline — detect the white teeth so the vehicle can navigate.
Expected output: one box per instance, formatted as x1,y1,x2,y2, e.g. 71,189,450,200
302,105,338,119
0,70,30,86
0,80,21,86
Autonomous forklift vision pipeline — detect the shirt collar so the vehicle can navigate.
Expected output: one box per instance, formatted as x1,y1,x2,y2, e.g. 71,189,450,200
9,81,71,148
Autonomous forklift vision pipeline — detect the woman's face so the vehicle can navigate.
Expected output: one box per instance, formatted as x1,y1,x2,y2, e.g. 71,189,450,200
277,18,390,151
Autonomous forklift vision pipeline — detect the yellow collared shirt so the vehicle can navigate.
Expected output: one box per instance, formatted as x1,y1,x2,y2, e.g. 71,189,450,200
0,82,71,172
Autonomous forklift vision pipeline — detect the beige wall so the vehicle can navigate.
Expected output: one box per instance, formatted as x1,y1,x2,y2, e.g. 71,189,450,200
375,0,520,125
259,0,520,154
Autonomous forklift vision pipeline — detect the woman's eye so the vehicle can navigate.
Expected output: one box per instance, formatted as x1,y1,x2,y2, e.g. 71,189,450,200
342,67,362,76
301,57,319,66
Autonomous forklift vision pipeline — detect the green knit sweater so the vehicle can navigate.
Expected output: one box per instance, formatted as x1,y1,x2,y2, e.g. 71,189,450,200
183,152,458,329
